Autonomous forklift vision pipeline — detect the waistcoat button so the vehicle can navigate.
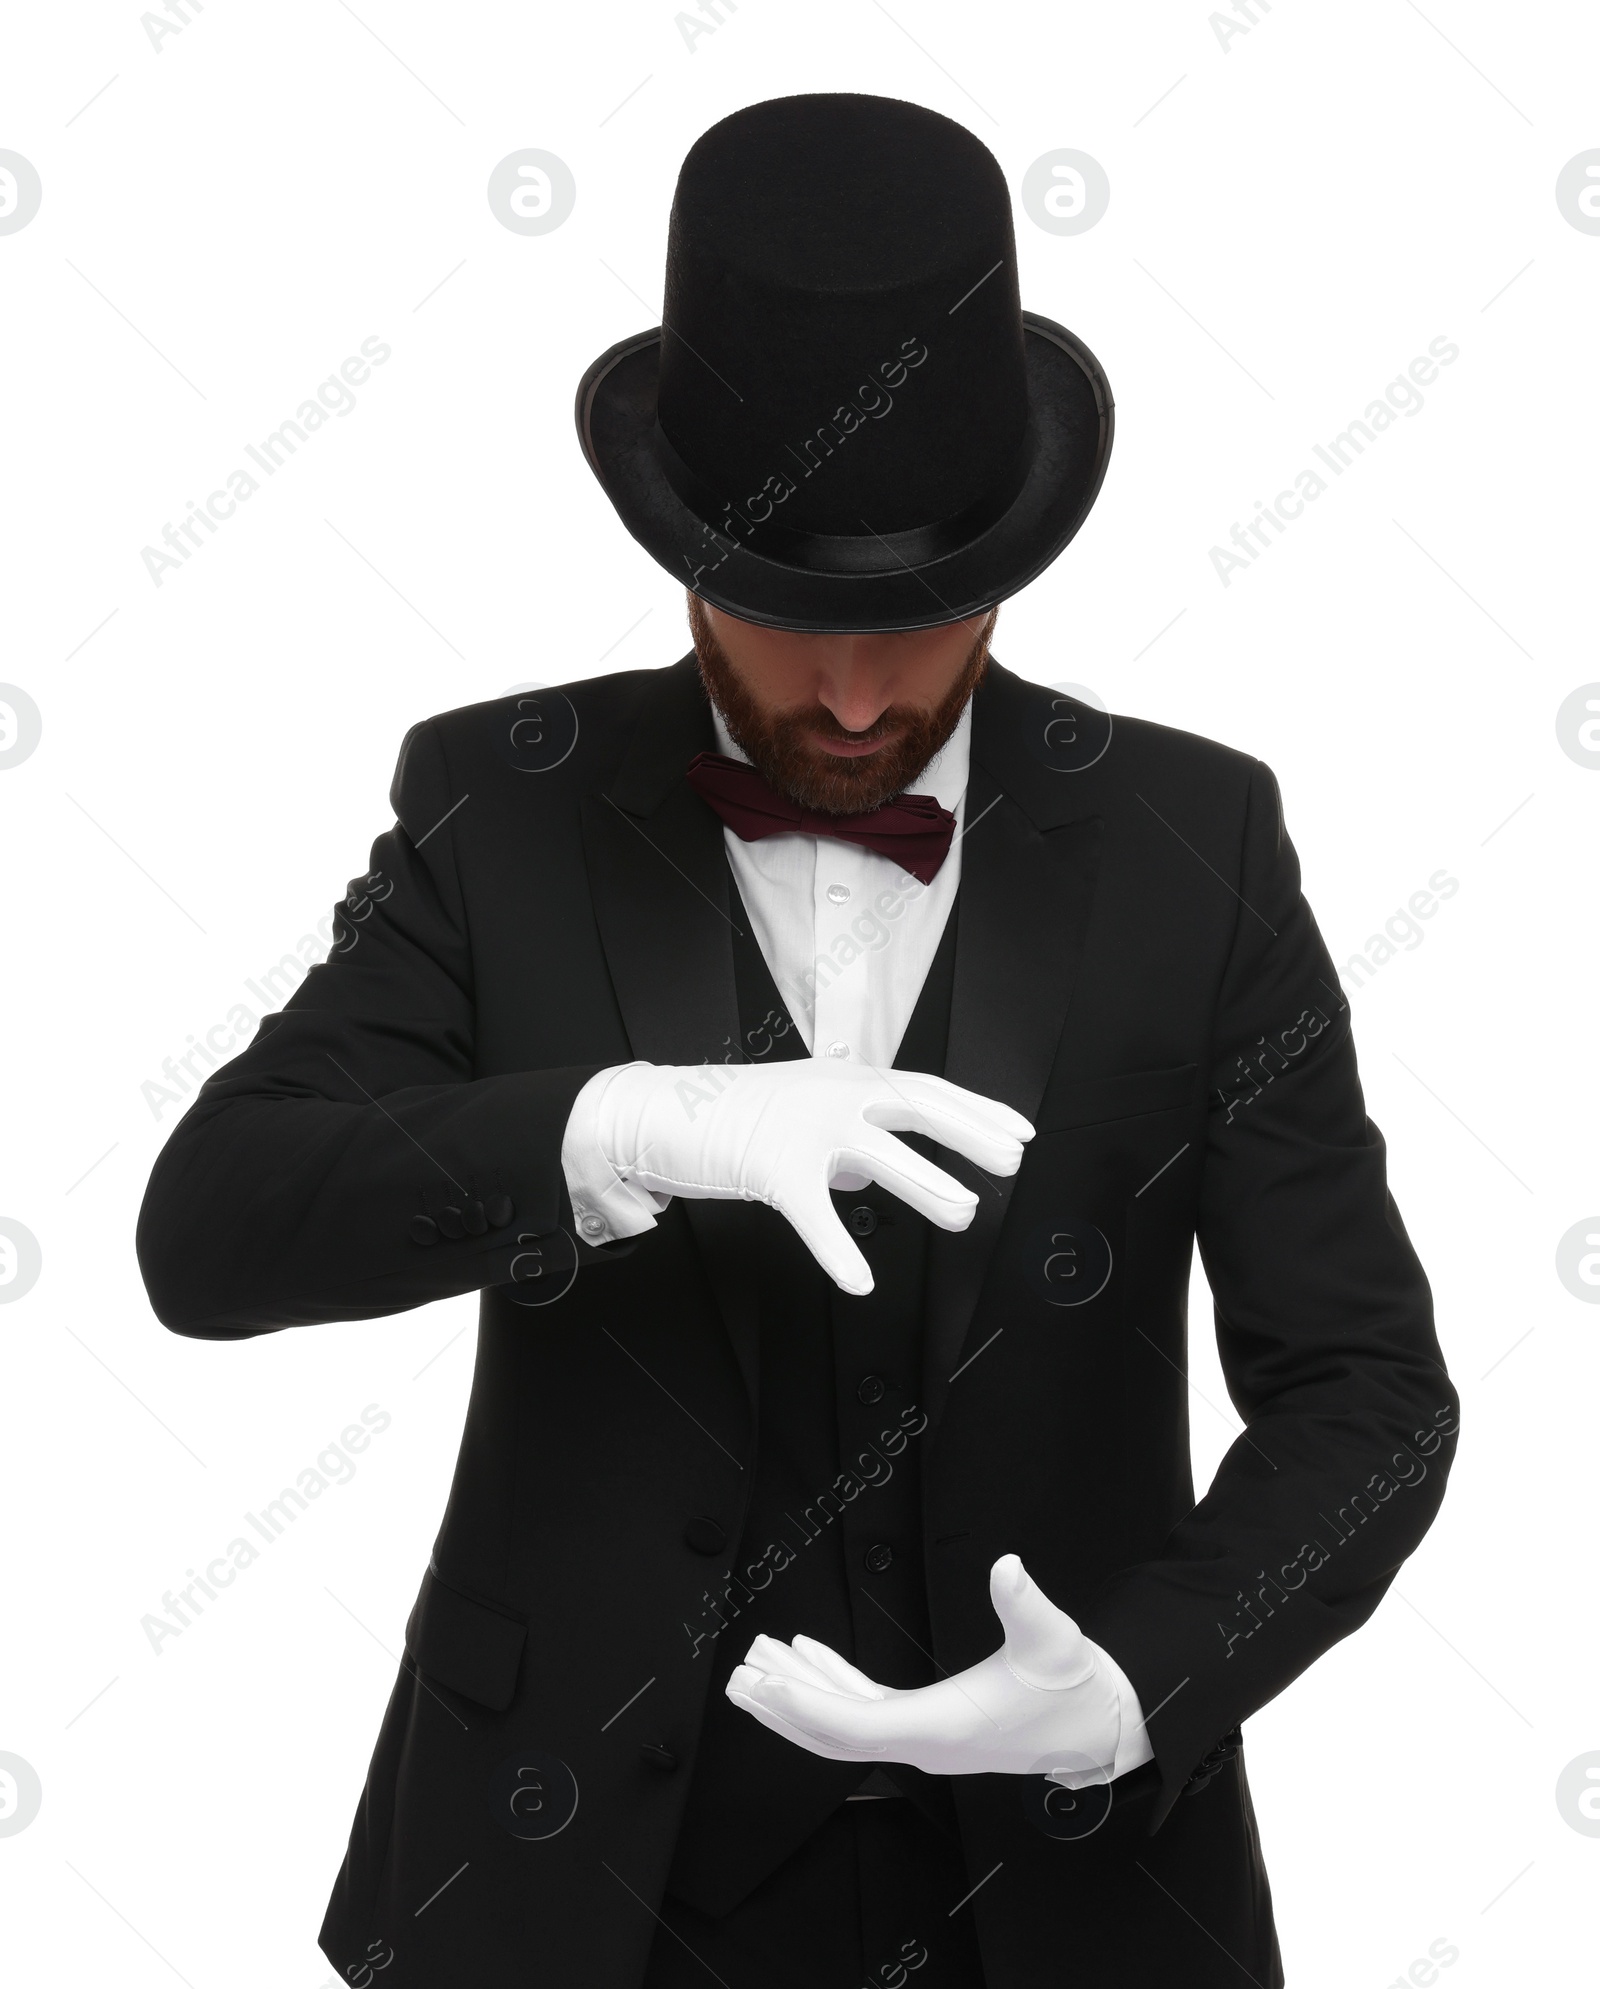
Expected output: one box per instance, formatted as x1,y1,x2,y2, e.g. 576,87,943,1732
683,1516,726,1556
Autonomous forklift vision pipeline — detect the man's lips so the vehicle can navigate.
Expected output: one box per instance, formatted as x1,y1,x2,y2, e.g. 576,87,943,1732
811,727,898,758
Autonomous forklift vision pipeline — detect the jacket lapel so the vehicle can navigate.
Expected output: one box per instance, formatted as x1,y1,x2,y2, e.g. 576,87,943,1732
921,664,1105,1440
579,656,762,1419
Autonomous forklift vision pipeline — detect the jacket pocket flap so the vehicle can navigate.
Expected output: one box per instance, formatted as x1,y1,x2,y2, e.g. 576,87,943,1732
1036,1061,1198,1133
404,1562,527,1711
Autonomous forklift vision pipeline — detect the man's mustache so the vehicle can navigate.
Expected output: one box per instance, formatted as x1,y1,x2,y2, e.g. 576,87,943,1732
781,709,912,746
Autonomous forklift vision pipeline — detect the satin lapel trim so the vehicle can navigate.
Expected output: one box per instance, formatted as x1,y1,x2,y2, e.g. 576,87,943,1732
921,756,1104,1441
579,662,761,1421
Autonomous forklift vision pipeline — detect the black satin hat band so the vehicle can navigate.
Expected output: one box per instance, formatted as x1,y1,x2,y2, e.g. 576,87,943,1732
649,412,1040,577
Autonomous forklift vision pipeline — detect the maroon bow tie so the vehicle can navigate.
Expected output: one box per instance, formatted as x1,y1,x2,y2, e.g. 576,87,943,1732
685,751,957,885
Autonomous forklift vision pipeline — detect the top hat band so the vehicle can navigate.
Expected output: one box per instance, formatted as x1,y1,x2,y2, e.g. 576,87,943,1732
648,413,1040,578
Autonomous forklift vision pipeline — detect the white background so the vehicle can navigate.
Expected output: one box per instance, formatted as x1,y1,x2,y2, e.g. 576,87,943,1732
2,2,1596,1983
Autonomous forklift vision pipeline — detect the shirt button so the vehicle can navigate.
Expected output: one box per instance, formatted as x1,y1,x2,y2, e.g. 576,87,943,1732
857,1373,886,1405
579,1212,606,1239
848,1205,878,1237
865,1543,894,1574
827,882,851,904
826,1041,850,1059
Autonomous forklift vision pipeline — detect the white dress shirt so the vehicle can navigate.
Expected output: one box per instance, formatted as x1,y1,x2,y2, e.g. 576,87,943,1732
558,685,1152,1787
707,699,970,1066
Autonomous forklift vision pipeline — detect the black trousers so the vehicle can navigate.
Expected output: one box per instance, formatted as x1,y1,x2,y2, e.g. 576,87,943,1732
642,1798,988,1988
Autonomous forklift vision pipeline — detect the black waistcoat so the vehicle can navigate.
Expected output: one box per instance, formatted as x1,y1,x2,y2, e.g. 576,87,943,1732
664,869,963,1918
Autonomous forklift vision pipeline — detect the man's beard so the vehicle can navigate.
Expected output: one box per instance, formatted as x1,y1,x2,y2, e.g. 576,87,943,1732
688,595,996,815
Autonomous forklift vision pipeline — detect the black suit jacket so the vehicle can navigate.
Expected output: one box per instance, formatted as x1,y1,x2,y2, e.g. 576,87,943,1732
137,656,1457,1989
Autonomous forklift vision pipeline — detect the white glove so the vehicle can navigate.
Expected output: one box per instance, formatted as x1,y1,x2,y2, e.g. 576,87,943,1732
726,1554,1152,1787
574,1058,1032,1295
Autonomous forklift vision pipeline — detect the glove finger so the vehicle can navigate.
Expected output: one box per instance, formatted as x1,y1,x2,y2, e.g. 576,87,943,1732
731,1673,899,1754
862,1072,1033,1176
884,1069,1035,1144
725,1674,878,1762
990,1553,1097,1690
862,1098,1026,1180
770,1177,875,1295
741,1634,851,1695
836,1130,978,1232
790,1635,888,1700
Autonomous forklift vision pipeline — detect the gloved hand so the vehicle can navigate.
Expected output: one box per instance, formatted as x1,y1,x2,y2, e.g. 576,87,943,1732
587,1058,1032,1295
726,1554,1149,1787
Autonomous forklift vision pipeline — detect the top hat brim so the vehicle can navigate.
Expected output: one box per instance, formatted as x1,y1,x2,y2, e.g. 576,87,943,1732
574,312,1113,633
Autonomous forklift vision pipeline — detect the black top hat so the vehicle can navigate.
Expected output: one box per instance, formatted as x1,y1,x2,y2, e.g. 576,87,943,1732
575,93,1113,632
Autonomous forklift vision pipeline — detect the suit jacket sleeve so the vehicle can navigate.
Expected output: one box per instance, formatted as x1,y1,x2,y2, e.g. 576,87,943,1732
136,717,608,1339
1077,757,1459,1831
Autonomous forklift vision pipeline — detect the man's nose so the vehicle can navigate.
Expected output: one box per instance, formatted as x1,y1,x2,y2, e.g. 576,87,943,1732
814,638,894,733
